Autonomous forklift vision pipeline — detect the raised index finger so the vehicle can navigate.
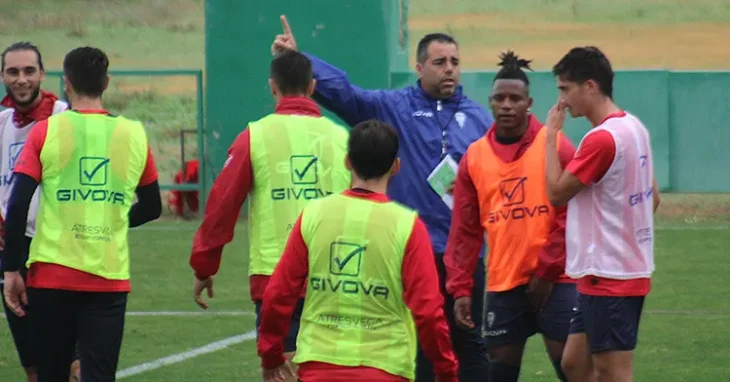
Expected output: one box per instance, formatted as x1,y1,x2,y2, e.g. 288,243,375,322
280,15,292,35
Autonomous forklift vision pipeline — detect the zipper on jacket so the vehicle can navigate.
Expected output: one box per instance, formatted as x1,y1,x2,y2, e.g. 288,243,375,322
437,100,447,158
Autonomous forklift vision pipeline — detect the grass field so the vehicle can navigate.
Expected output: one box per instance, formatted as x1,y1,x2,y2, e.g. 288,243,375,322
1,0,730,380
2,197,730,381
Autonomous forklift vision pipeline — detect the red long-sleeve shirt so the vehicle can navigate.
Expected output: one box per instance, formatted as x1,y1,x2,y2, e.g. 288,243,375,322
445,115,576,299
189,97,321,301
257,189,459,382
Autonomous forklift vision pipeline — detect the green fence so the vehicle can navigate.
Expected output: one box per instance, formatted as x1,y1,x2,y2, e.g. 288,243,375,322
204,0,409,193
392,70,729,193
0,69,207,208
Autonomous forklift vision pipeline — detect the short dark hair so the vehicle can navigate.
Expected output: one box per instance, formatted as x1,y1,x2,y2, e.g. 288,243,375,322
416,33,457,64
1,41,44,72
494,50,533,86
63,47,109,98
270,51,313,96
552,46,614,99
348,120,399,181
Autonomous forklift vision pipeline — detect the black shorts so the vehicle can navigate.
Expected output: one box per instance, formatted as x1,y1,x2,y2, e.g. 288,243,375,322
568,292,645,353
255,298,305,353
29,288,126,380
1,235,81,369
484,283,578,348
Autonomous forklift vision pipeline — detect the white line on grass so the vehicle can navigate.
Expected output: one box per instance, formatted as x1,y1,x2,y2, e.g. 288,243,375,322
116,330,257,379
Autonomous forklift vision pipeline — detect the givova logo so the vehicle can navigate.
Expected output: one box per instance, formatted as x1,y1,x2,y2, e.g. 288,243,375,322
329,240,366,276
310,238,390,300
290,155,318,184
0,142,25,186
270,155,333,201
488,177,550,223
56,157,125,205
79,157,109,186
9,142,23,171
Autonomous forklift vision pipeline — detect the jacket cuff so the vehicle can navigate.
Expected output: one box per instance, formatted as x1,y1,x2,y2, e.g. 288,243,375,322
451,289,472,300
261,354,286,370
534,265,559,282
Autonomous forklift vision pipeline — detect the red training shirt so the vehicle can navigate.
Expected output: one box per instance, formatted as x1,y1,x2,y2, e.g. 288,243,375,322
564,111,651,296
188,96,322,301
13,109,159,292
257,189,458,382
446,115,576,299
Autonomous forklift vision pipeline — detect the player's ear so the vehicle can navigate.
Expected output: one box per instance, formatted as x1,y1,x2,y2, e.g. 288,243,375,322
103,75,110,92
62,76,72,96
390,157,401,176
415,62,424,79
268,78,278,98
306,79,316,97
527,97,533,109
585,79,599,95
344,155,352,171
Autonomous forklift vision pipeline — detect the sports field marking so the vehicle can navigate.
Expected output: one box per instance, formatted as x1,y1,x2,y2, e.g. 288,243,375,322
116,330,257,379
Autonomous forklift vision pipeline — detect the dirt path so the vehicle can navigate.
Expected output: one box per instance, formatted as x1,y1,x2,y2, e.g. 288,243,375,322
409,13,730,69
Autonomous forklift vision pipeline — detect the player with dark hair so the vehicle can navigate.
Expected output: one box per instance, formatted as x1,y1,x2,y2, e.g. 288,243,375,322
272,15,491,381
190,50,351,381
2,46,162,381
0,41,86,382
445,51,577,382
545,46,659,382
258,119,458,382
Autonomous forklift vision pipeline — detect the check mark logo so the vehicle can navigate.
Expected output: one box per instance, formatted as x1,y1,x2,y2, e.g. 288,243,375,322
9,143,23,169
293,157,317,180
502,178,524,200
499,177,526,206
333,245,365,271
83,159,110,182
11,148,21,163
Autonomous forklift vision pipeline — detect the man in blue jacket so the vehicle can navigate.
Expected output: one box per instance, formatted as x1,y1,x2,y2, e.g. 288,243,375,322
272,15,492,381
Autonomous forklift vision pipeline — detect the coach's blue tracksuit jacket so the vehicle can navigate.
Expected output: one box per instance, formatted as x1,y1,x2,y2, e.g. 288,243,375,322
304,53,492,256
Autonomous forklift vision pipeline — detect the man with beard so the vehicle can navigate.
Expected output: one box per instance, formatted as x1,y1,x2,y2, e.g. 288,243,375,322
272,16,491,381
0,41,81,382
2,46,161,382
